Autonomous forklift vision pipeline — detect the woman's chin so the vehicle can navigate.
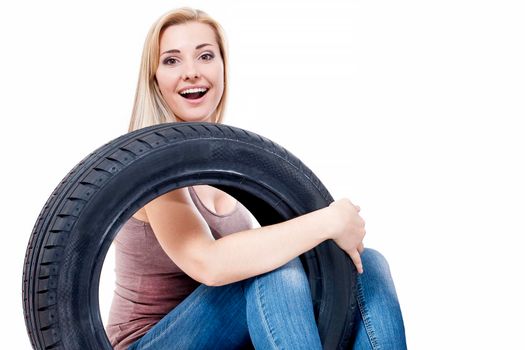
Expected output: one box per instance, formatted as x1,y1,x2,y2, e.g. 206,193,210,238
176,113,215,123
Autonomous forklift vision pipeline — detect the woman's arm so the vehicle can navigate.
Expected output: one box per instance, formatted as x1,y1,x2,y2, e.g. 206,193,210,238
145,187,365,287
210,209,330,285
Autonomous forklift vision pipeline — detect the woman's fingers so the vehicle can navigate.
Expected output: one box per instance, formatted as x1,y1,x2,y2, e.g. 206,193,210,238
348,249,363,274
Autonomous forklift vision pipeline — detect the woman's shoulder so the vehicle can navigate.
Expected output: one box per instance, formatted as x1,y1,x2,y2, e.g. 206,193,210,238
127,186,254,239
130,187,197,224
131,186,239,223
132,208,150,223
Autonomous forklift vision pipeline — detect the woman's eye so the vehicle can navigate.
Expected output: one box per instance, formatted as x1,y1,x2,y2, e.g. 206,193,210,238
200,53,215,61
163,57,179,65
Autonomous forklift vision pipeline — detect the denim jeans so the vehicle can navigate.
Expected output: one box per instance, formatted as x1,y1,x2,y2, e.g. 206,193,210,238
128,249,406,350
350,249,407,349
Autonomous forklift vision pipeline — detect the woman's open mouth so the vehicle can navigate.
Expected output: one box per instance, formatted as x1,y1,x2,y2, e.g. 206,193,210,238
179,87,209,100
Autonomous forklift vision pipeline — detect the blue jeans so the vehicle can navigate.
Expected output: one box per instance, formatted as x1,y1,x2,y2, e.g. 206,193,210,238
128,249,406,350
350,249,407,349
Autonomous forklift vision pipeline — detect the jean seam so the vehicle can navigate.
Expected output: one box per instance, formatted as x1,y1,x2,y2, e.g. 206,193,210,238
356,276,381,350
254,276,281,350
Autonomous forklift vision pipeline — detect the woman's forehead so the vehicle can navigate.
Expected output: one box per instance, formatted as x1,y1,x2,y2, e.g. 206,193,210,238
159,22,218,52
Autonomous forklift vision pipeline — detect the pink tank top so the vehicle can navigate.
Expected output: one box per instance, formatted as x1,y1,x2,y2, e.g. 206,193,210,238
105,186,254,349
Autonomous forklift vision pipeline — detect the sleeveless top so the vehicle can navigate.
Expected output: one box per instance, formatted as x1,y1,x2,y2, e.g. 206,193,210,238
105,186,254,350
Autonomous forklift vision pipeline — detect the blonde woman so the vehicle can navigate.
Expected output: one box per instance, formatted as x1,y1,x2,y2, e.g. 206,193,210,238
106,7,406,350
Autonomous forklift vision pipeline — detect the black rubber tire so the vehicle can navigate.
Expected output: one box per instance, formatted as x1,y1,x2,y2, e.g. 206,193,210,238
22,122,358,349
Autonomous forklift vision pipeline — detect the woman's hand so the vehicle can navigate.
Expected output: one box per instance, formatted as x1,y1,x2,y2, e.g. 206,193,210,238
327,199,366,273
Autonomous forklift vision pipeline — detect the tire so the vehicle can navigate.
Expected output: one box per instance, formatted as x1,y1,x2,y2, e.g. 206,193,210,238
22,122,358,349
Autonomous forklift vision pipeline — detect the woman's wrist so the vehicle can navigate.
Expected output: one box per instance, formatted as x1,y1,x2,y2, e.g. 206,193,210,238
313,205,339,241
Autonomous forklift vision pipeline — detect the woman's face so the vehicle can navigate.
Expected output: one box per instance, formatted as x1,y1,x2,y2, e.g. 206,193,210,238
156,22,224,123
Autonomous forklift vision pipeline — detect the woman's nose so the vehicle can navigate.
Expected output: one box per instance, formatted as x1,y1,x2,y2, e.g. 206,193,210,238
182,62,200,80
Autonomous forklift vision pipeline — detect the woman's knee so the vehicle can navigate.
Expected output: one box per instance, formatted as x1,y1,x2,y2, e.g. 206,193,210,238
359,248,398,295
242,257,312,308
361,248,391,274
249,257,309,292
270,257,309,288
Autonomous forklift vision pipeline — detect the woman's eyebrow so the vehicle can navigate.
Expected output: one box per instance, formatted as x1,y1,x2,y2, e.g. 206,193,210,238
161,43,213,55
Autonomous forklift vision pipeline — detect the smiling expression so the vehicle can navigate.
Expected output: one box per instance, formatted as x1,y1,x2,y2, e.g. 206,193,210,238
155,22,224,123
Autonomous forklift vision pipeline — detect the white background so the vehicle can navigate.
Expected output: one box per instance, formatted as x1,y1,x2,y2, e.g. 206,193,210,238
2,0,524,348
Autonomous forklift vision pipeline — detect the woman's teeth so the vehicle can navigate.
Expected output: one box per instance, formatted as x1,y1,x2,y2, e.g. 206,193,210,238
180,87,208,100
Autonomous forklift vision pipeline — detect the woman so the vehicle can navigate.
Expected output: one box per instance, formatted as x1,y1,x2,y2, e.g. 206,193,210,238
106,7,406,350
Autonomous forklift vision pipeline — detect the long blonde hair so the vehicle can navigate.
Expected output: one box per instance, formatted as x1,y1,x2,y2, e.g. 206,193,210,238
128,8,229,132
